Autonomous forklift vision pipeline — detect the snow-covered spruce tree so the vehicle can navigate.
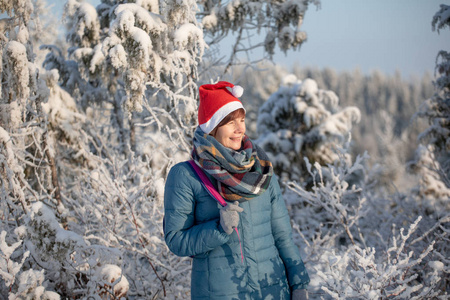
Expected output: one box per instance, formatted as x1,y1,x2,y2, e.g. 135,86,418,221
39,1,205,296
256,74,361,185
43,0,205,158
292,66,433,166
1,0,129,298
0,0,56,295
407,4,450,205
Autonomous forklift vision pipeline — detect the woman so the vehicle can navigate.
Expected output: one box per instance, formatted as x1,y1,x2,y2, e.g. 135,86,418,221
164,81,310,299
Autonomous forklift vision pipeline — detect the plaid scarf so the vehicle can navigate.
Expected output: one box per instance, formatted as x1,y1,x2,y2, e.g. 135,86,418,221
192,126,273,202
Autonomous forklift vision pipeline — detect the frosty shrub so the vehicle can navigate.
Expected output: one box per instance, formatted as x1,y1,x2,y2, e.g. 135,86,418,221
287,144,368,247
300,215,448,299
61,151,193,298
313,218,441,299
286,143,449,299
256,74,361,185
22,202,128,298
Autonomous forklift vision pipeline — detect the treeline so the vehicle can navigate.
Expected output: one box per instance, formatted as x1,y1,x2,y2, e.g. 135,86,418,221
232,63,435,191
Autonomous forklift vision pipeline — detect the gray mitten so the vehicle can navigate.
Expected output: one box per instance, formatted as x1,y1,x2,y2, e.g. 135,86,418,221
220,201,244,234
292,289,309,300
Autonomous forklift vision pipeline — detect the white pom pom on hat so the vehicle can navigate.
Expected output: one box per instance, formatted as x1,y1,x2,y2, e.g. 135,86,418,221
231,85,244,98
198,81,246,134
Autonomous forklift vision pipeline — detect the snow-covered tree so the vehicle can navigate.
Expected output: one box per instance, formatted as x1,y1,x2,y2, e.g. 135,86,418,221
256,74,361,185
0,0,129,297
293,67,432,162
407,4,450,204
41,0,321,157
0,0,51,223
199,0,320,73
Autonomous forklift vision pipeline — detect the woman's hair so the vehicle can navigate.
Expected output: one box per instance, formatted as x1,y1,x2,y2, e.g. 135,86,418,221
210,108,245,136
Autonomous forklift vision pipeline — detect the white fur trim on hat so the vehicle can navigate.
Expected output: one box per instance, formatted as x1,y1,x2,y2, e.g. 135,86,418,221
199,101,245,134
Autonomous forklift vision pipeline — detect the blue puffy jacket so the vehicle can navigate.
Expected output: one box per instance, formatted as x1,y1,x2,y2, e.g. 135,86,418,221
164,162,309,299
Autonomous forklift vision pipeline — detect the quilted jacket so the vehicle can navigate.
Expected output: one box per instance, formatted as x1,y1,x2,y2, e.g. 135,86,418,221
164,161,310,299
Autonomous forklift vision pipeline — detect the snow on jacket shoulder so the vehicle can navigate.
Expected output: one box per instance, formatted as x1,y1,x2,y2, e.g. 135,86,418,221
164,161,310,300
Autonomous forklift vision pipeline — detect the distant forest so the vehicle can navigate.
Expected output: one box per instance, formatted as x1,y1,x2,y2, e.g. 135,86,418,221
231,63,434,191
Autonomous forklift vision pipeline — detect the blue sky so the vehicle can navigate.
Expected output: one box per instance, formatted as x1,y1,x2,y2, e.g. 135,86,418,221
48,0,449,78
274,0,450,78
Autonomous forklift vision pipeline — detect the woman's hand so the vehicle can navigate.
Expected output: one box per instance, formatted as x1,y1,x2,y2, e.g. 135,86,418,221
220,201,243,234
292,289,309,300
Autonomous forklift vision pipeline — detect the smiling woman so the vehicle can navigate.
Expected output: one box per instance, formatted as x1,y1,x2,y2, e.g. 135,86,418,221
211,108,246,150
163,81,310,299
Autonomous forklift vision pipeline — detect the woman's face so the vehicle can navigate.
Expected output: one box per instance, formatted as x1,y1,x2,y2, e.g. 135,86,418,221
213,115,246,150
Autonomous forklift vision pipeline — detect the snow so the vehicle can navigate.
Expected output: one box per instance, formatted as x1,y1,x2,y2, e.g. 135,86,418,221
130,27,153,66
29,202,86,248
114,3,166,35
429,261,444,271
15,25,29,44
0,127,14,167
0,231,22,261
155,177,165,203
95,264,129,297
77,2,98,30
90,44,105,73
202,13,218,30
136,0,160,13
41,69,85,145
279,26,295,49
0,231,28,288
320,107,361,138
64,0,100,46
109,44,128,69
299,78,320,104
174,23,205,56
4,41,29,102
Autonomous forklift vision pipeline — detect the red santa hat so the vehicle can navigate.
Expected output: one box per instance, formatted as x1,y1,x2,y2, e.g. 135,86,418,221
198,81,245,134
